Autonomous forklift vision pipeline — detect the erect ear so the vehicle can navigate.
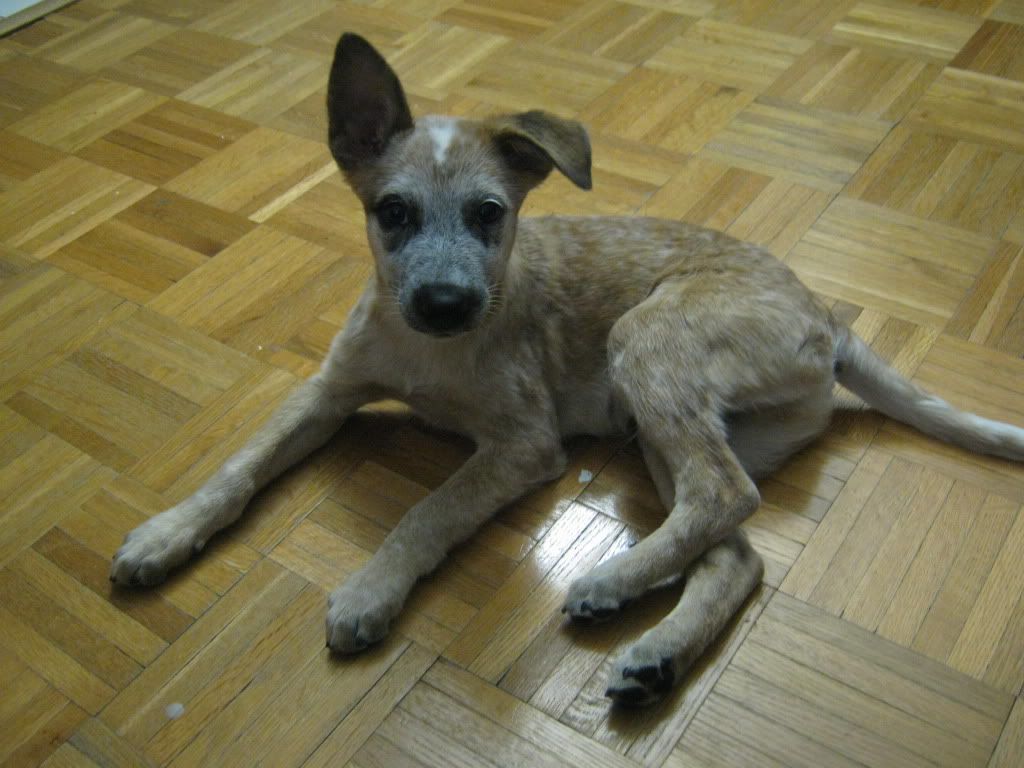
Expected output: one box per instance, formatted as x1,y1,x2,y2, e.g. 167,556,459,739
326,33,413,172
487,111,592,192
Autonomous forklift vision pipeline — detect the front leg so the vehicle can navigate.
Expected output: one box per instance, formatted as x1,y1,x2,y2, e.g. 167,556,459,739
111,372,369,585
327,436,565,652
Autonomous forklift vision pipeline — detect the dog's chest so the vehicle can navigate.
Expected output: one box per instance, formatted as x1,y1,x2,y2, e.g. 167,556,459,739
403,389,487,435
381,338,627,439
383,350,528,437
402,370,626,440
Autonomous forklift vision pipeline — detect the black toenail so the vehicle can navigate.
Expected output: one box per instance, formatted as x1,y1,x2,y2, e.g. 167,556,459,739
624,665,658,684
658,658,675,688
606,686,651,706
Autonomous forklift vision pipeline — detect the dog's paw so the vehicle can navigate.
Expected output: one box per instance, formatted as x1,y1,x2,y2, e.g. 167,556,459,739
325,578,399,653
605,643,676,707
110,510,205,586
563,568,628,623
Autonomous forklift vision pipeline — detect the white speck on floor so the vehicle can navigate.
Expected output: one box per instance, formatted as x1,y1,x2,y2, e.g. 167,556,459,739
165,702,185,719
0,1,43,16
578,469,594,483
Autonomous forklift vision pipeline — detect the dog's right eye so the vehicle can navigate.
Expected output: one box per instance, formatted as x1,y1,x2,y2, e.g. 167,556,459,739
377,200,409,230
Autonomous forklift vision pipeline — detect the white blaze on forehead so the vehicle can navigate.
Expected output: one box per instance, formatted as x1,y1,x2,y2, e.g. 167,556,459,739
422,115,460,164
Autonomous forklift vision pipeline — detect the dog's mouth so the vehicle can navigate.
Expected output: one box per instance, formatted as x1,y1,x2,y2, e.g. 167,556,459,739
403,312,483,338
416,325,473,338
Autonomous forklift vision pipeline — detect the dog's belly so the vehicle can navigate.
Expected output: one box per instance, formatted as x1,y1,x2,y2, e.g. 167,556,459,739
556,377,630,438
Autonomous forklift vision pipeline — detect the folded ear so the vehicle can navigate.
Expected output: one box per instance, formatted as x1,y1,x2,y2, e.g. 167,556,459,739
327,33,413,172
487,111,592,192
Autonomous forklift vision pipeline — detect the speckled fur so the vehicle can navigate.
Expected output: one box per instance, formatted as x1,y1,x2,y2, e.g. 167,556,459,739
112,33,1024,707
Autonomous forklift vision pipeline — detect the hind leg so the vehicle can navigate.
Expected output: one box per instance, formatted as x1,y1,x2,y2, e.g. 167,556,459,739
726,384,834,479
605,529,763,705
564,276,834,621
563,399,826,620
607,414,766,706
563,394,760,619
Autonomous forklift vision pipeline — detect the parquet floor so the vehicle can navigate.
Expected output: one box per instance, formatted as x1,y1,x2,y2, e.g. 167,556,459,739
1,0,1023,766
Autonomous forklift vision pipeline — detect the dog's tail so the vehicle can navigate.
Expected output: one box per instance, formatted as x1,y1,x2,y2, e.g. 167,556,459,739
834,327,1024,462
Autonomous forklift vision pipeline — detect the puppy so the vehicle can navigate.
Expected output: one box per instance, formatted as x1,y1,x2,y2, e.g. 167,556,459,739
112,33,1024,706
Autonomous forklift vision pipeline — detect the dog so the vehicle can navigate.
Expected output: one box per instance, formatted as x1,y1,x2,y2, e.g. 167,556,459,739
111,33,1024,706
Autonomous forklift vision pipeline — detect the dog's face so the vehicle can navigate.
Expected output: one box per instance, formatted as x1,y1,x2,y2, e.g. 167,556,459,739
339,114,520,338
325,34,592,337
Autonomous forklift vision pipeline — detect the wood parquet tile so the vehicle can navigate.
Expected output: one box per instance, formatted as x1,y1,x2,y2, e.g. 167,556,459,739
1,1,1023,766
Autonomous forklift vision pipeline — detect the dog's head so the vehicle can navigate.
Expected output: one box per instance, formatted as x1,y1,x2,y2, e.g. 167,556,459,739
326,33,592,338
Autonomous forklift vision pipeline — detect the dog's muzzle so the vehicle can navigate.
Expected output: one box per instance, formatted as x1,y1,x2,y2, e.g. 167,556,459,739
410,282,483,336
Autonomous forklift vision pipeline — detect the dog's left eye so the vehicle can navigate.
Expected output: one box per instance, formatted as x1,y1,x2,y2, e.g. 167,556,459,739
478,199,504,225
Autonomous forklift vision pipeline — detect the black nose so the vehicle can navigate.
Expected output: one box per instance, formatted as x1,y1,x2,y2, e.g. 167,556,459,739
412,283,482,334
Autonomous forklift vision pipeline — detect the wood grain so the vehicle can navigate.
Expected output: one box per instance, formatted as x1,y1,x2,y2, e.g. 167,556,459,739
1,0,1023,765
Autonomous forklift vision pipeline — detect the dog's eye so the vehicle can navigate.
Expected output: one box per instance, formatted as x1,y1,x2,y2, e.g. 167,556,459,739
377,200,409,230
478,199,504,225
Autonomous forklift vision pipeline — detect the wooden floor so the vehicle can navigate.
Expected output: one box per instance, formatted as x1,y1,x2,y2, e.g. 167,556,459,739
1,0,1023,765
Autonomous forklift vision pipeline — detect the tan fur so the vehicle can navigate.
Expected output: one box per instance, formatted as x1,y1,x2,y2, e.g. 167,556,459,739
111,34,1024,707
